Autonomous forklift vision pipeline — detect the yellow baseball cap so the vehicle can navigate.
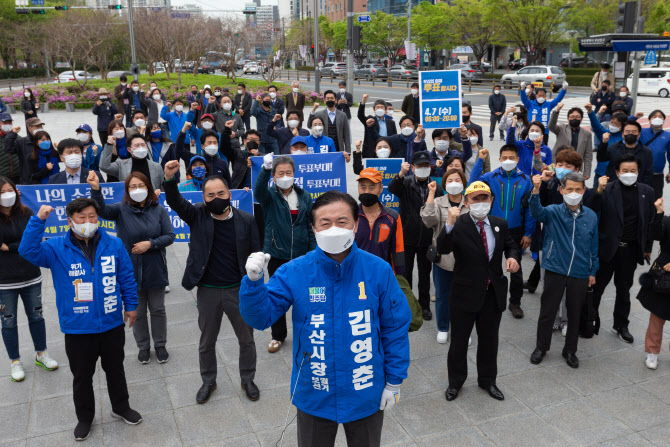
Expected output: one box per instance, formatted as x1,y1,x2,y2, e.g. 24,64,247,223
464,181,491,197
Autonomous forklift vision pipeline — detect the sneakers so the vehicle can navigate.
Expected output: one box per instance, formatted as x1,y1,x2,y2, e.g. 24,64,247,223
74,421,91,441
646,353,658,370
268,340,282,353
508,303,524,319
155,347,169,364
138,349,151,364
437,331,449,344
10,360,25,382
562,325,568,337
111,408,143,425
468,336,472,346
35,351,58,371
165,285,171,293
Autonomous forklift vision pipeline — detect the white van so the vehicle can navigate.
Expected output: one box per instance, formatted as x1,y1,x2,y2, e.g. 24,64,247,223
626,68,670,98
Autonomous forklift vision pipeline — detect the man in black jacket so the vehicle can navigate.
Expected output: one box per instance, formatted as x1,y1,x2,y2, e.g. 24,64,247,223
358,94,397,158
163,160,260,404
592,154,656,343
437,181,520,402
234,83,253,131
48,139,103,184
597,120,654,188
336,81,354,121
4,117,44,185
388,151,443,320
488,85,506,141
592,80,616,116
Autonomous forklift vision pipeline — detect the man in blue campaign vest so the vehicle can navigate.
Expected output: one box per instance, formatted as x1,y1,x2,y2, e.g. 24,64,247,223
240,191,411,447
19,198,140,442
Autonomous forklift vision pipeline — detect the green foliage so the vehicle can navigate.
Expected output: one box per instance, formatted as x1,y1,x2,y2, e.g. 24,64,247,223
362,11,407,64
411,2,454,65
0,68,69,79
646,0,670,34
447,0,501,62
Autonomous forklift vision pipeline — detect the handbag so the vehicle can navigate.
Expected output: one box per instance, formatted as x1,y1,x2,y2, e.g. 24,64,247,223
426,245,441,263
650,261,670,294
579,288,596,338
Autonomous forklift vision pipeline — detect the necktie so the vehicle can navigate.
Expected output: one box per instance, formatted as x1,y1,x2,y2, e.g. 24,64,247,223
477,221,491,285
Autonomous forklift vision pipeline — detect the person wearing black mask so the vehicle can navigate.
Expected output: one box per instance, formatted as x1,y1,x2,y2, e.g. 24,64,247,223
163,160,261,404
187,85,200,106
597,120,654,187
221,125,260,190
308,90,351,157
548,103,593,177
592,80,616,116
453,103,483,147
250,92,279,154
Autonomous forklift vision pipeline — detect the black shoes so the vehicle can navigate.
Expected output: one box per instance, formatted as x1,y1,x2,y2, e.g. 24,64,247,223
242,380,260,401
155,346,169,364
196,382,217,404
562,351,579,368
522,281,537,294
479,383,505,400
111,408,142,425
612,327,634,343
530,348,546,365
138,349,150,364
74,421,91,441
422,308,433,321
508,303,524,319
445,386,460,401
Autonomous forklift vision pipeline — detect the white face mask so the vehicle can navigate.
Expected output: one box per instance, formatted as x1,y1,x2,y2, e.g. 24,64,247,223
651,117,664,127
214,91,221,97
609,124,620,133
223,103,232,111
376,147,391,158
563,192,583,206
468,136,478,146
292,87,299,93
1,124,12,133
99,96,108,101
71,221,98,238
204,144,218,156
269,92,276,99
132,86,139,92
468,202,491,219
525,88,531,94
275,176,294,189
536,97,546,104
288,120,299,129
401,127,414,137
312,126,324,137
120,83,127,87
64,154,82,169
410,89,418,95
237,90,243,95
387,110,394,117
445,182,463,195
414,167,431,179
315,225,355,255
129,188,148,203
528,131,541,141
339,88,345,94
501,159,517,172
24,92,31,98
620,91,627,98
134,119,146,128
204,93,211,99
31,128,41,135
175,105,183,112
132,147,148,159
201,121,213,130
76,133,89,143
292,150,307,155
494,90,500,95
435,140,449,152
153,94,161,101
619,172,637,186
375,108,385,117
1,192,16,207
113,130,125,139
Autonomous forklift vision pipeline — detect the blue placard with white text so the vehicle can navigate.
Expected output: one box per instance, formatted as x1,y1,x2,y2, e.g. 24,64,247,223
363,158,403,187
419,70,462,129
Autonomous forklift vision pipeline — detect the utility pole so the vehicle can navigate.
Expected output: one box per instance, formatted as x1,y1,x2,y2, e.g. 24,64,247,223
314,1,320,93
346,0,354,97
407,0,411,41
629,0,644,114
127,0,139,82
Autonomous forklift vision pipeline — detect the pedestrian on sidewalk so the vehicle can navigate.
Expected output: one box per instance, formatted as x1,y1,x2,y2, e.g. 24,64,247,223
488,85,506,141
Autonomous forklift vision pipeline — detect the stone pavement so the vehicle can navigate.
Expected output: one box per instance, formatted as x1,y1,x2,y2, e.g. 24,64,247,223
3,101,670,446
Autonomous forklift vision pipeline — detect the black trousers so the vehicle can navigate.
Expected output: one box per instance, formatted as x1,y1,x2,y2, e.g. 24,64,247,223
652,172,664,200
536,270,588,354
592,243,639,329
489,114,504,138
403,244,431,309
297,409,384,447
448,288,502,388
508,227,525,305
542,133,549,145
64,324,130,424
97,131,108,147
269,257,290,342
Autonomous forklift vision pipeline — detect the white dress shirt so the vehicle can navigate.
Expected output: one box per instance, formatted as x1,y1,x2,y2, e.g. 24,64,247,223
445,214,495,260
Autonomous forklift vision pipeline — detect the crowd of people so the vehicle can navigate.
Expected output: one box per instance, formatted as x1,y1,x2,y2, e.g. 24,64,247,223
1,71,670,446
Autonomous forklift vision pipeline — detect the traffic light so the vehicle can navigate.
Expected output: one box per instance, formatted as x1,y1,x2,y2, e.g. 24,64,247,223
31,9,45,14
273,28,279,31
55,5,67,10
353,26,361,51
108,4,122,9
616,1,636,34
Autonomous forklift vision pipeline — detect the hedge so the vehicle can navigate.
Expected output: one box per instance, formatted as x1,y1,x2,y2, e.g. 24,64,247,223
296,66,316,72
0,68,72,80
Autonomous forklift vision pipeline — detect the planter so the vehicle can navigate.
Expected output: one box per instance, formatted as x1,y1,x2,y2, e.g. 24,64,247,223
7,105,16,114
65,103,76,112
40,103,49,113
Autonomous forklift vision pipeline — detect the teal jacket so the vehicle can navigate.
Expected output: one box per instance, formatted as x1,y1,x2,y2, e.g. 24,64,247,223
255,166,316,260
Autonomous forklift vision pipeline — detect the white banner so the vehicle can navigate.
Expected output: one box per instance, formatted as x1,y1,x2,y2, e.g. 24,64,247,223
299,45,307,59
405,41,416,60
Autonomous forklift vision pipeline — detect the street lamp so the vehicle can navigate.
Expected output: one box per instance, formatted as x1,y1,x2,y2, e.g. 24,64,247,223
568,30,577,67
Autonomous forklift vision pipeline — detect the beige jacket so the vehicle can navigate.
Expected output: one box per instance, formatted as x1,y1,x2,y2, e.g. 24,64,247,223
590,71,615,92
420,195,468,271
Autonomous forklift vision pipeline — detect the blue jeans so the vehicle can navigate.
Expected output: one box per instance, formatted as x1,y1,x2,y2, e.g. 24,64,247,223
0,282,46,360
433,265,453,332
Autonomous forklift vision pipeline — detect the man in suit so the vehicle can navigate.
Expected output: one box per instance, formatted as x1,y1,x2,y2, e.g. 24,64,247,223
437,181,520,402
307,90,351,157
549,103,593,178
336,81,354,121
285,81,306,122
401,83,421,122
591,154,656,343
268,85,285,128
357,94,397,158
49,139,103,185
234,83,253,132
113,75,131,127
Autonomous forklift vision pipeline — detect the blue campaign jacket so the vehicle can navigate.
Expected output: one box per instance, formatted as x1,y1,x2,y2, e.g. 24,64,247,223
520,88,566,134
588,111,625,176
641,128,670,174
469,158,536,237
160,107,190,143
529,194,599,279
306,134,337,154
507,128,552,176
19,216,138,334
239,243,411,423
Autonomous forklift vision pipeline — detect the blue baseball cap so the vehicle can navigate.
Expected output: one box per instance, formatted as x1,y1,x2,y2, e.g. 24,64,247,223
290,136,308,146
0,112,12,122
189,155,207,166
76,124,93,133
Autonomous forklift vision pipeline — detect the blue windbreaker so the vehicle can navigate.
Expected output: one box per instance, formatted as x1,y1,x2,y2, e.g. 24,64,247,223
239,243,411,423
19,216,138,334
469,158,536,237
640,128,670,174
507,128,552,176
520,88,566,134
160,107,190,144
306,134,336,154
185,111,220,155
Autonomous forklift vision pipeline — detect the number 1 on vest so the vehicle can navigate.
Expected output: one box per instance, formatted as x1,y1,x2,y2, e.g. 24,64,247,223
358,282,367,300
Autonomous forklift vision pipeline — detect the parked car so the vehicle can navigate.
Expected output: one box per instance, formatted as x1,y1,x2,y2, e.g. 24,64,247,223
106,70,133,79
508,59,527,70
54,71,97,82
319,62,336,76
559,56,598,68
197,62,214,74
236,59,249,70
500,65,566,92
626,68,670,98
354,63,388,80
481,62,493,73
449,63,485,82
243,62,259,74
329,62,349,77
388,64,419,80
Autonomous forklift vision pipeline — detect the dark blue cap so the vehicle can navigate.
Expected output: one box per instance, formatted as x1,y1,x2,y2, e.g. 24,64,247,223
76,123,93,133
290,136,308,146
0,112,12,122
189,155,207,166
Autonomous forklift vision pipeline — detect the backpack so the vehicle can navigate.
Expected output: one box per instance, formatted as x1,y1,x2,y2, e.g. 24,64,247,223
395,274,423,332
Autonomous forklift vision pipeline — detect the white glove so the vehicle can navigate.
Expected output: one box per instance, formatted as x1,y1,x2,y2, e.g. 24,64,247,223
263,152,274,170
562,81,569,89
379,383,400,411
245,252,271,281
520,81,526,89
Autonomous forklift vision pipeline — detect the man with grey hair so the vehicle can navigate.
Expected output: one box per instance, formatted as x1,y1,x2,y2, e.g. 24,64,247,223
528,171,599,369
285,81,306,122
254,153,316,353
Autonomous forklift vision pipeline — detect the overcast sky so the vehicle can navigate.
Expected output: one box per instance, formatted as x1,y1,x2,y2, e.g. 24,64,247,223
169,0,279,17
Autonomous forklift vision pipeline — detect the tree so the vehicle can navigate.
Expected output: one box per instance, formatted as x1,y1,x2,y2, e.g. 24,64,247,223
564,0,617,65
285,18,313,63
448,0,502,63
411,2,454,68
87,10,129,81
363,12,406,65
215,19,249,82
